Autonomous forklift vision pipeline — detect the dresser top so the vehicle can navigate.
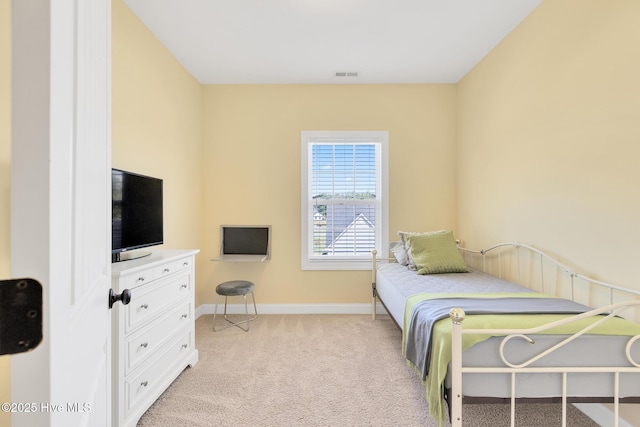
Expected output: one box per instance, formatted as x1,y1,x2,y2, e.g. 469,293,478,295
111,249,200,277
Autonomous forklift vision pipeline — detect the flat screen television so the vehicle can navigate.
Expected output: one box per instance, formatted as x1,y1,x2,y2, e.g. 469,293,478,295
219,225,271,261
112,168,163,262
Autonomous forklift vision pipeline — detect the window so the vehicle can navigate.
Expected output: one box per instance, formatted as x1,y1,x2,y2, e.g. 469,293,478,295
301,131,388,270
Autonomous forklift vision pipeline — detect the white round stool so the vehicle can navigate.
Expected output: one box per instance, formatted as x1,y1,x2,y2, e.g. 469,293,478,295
212,280,257,332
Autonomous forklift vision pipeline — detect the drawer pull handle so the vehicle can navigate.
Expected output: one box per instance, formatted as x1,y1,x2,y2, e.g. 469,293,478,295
180,284,188,289
163,268,170,273
183,262,189,266
140,342,148,348
141,381,148,387
181,314,188,319
137,277,145,282
181,344,188,349
140,304,149,309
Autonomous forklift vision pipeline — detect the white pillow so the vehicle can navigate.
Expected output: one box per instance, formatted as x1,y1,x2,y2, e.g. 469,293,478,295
389,241,409,265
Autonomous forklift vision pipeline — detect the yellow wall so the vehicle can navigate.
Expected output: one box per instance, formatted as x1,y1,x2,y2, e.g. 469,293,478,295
456,0,640,290
0,0,10,423
111,0,205,297
200,84,457,305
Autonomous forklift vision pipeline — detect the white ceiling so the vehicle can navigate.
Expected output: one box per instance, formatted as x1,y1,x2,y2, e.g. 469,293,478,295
123,0,543,85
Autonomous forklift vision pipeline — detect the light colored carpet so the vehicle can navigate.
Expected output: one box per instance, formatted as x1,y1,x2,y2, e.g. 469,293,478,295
137,314,598,426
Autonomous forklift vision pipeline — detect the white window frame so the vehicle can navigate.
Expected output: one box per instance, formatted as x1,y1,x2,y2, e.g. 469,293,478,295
301,130,389,270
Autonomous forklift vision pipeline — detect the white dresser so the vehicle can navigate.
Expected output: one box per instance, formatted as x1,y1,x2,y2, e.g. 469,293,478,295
111,249,199,427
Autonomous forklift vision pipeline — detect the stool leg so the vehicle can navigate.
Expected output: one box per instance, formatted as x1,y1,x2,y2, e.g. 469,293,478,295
212,293,221,331
250,291,257,320
223,295,229,323
244,294,250,331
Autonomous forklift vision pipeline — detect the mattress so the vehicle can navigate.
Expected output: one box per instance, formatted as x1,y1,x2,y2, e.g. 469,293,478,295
375,262,640,399
375,262,532,328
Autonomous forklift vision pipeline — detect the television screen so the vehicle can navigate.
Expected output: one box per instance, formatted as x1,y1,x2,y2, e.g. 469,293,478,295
112,169,163,262
221,225,271,260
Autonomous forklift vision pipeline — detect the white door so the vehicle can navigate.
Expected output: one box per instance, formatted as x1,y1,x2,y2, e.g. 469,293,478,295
10,1,112,426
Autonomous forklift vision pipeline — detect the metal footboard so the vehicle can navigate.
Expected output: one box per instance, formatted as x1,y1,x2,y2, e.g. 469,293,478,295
449,242,640,427
449,301,640,427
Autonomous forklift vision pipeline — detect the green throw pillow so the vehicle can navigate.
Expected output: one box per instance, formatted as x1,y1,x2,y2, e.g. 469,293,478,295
406,231,469,274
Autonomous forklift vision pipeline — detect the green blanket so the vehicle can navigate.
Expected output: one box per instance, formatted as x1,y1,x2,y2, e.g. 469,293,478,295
402,292,640,426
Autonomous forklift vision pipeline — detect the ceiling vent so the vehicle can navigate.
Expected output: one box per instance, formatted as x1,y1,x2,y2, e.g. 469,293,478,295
334,71,359,78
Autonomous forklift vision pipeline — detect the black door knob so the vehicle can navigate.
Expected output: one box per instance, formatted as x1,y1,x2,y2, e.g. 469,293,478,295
108,288,132,309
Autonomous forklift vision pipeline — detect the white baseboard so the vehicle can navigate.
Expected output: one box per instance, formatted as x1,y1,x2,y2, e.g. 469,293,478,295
573,403,634,427
196,302,387,318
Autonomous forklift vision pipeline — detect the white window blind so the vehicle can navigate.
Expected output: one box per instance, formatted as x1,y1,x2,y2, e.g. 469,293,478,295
301,131,388,270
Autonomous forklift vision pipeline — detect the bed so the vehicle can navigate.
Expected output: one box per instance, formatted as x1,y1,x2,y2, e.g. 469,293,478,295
370,231,640,427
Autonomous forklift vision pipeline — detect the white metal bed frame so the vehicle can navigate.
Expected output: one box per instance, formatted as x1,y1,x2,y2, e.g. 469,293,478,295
371,242,640,427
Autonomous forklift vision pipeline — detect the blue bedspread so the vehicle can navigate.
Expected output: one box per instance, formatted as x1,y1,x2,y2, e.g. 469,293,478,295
404,296,592,380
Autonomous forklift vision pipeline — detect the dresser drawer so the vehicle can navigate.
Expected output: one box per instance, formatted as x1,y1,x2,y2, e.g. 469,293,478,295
153,256,194,280
125,329,193,415
126,272,192,332
122,267,155,290
125,300,192,374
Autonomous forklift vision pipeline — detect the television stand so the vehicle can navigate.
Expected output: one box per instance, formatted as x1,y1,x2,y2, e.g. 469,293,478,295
112,250,152,263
